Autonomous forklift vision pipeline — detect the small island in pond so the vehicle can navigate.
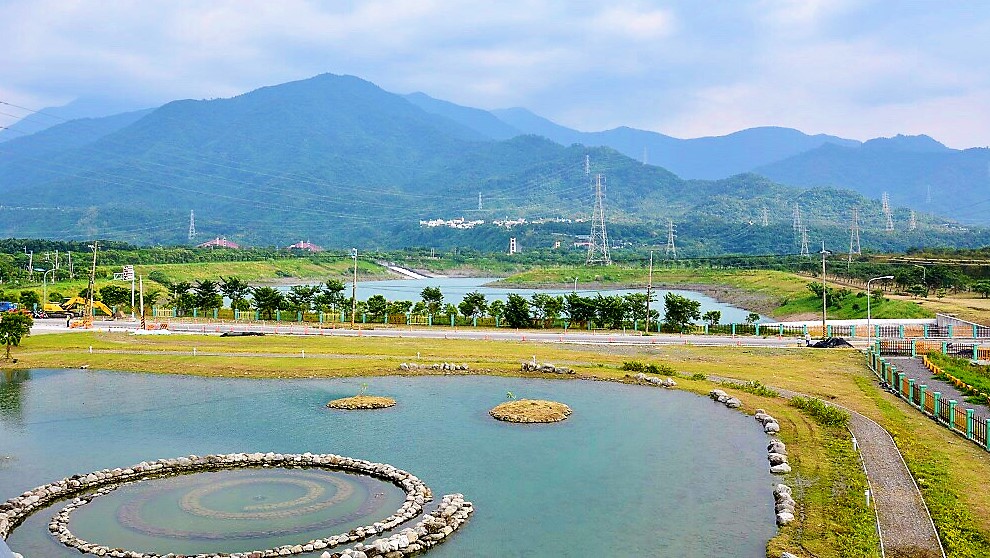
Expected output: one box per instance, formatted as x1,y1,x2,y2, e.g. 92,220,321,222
326,395,396,409
490,399,572,423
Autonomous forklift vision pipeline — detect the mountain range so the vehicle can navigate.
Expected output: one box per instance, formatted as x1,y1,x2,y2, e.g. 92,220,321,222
1,72,987,254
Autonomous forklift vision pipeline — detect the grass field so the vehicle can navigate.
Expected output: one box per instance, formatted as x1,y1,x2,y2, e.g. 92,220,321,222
500,265,935,319
4,332,989,557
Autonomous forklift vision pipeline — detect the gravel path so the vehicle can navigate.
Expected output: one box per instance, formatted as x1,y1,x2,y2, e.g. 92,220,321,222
716,378,945,558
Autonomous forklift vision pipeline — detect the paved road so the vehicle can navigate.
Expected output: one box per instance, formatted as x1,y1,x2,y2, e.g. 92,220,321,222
887,356,990,416
32,318,816,349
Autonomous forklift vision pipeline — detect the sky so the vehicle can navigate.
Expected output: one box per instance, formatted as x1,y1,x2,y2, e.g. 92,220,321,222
2,0,989,148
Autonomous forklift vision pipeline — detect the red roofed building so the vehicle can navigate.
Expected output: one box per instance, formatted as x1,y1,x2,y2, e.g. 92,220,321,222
197,236,241,249
287,240,324,252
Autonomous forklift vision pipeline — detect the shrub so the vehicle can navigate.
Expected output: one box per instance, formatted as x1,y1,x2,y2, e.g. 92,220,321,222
621,361,645,372
724,380,779,398
791,396,849,428
690,372,707,381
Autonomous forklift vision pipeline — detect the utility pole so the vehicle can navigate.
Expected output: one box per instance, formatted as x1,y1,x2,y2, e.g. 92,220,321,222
139,275,146,330
586,173,611,265
87,241,98,328
645,250,654,334
67,251,73,279
820,242,831,339
350,248,358,328
665,220,677,259
27,251,33,281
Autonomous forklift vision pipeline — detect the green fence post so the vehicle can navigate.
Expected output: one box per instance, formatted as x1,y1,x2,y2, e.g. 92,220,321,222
213,309,218,319
850,325,856,338
875,324,880,338
732,323,736,335
911,340,917,357
362,313,367,324
942,342,948,354
297,312,302,322
755,323,760,336
173,308,177,318
255,310,260,320
827,324,832,337
986,418,990,450
924,324,929,338
894,371,903,395
899,325,905,338
495,317,499,328
193,308,198,318
948,324,954,338
909,379,916,403
933,392,941,420
801,324,806,336
919,385,927,411
948,400,957,430
966,409,975,440
428,315,432,326
974,344,979,361
975,325,979,338
704,324,709,335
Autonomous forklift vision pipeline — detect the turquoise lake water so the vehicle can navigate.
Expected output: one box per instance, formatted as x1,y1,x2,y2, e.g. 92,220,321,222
0,369,775,556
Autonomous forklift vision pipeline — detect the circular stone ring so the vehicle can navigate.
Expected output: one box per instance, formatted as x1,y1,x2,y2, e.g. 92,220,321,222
0,452,438,558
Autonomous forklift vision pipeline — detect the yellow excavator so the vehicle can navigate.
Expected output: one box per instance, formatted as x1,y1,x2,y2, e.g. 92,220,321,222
42,297,115,319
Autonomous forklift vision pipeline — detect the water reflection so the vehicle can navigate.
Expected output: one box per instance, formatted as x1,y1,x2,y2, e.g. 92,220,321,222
0,369,29,424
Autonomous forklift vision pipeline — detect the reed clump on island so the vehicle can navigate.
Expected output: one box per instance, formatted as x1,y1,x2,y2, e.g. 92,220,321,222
489,399,571,423
326,395,396,409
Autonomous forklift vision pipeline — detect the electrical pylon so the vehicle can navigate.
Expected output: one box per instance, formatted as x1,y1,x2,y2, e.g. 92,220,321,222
909,210,917,231
665,220,677,259
761,207,769,227
586,173,611,265
848,207,861,265
800,227,810,257
188,210,197,241
881,192,894,231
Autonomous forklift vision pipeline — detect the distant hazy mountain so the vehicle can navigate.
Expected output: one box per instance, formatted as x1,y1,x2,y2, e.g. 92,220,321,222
0,96,149,143
756,137,990,225
404,93,522,140
0,73,985,252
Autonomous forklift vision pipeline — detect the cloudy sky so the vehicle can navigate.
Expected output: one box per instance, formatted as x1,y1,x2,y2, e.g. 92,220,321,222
2,0,989,148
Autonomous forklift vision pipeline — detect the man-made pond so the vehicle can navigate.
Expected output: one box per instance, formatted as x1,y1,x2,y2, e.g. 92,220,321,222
1,369,775,557
287,277,760,323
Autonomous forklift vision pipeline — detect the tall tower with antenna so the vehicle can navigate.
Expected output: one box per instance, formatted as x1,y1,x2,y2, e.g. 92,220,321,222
800,227,810,257
761,207,769,227
188,210,197,241
848,207,861,264
909,210,917,231
881,192,894,231
586,174,611,265
665,220,677,258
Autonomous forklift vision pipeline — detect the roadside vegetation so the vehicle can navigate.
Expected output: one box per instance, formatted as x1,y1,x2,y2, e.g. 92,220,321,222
925,353,990,406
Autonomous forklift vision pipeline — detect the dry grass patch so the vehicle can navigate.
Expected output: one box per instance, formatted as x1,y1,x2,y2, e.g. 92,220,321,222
326,395,396,409
489,399,571,423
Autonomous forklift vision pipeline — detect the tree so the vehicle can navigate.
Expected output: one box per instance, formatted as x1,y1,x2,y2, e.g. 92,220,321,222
0,311,33,360
458,291,487,319
593,294,627,329
286,285,320,313
99,285,131,308
624,293,651,323
420,286,444,317
745,312,760,325
906,284,929,298
316,279,347,313
194,280,223,311
488,299,505,321
529,293,563,326
220,276,251,311
503,294,531,328
974,281,990,298
387,300,413,315
251,286,285,320
663,292,701,332
47,291,64,303
703,310,721,327
366,294,389,320
19,291,41,309
564,293,595,325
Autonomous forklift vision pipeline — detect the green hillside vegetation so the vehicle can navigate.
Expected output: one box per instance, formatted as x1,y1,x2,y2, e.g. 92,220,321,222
2,73,987,253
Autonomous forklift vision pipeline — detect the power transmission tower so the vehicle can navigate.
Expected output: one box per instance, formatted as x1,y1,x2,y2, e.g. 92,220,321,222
909,210,917,231
665,220,677,259
761,207,769,227
848,208,861,265
642,146,648,166
478,192,483,211
188,210,197,241
881,192,894,231
792,203,803,245
800,227,810,257
586,174,611,265
584,154,590,176
925,185,932,204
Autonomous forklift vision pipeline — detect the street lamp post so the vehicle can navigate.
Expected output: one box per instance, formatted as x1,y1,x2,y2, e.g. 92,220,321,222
820,242,831,339
350,249,358,329
913,264,926,290
867,275,895,338
42,268,56,312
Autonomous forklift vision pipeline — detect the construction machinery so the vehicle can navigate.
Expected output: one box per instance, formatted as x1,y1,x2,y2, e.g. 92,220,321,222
42,297,114,319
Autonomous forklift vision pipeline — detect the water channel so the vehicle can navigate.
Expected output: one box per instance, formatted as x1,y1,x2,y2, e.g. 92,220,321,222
1,369,775,557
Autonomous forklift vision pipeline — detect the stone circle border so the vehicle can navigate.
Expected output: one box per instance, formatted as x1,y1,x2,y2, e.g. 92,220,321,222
0,452,437,557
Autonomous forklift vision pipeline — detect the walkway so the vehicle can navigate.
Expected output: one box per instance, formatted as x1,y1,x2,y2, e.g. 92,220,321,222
887,356,989,416
720,380,944,558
